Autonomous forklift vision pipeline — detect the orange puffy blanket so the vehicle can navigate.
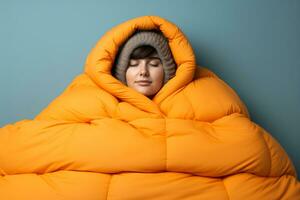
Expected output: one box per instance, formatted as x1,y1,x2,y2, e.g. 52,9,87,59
1,15,299,200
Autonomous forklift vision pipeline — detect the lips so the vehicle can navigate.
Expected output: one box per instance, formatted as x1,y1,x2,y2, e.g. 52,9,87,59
135,80,152,86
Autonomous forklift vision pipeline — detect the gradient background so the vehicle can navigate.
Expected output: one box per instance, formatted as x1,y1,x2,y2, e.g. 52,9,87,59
1,0,299,176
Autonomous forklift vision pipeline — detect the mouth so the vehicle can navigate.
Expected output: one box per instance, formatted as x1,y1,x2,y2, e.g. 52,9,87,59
135,80,152,86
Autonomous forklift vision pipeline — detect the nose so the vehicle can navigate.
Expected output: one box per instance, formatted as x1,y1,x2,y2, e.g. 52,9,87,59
139,62,149,77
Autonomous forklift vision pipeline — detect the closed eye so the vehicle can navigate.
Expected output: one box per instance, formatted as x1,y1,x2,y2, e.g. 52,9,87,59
129,59,139,67
149,61,161,66
149,58,161,66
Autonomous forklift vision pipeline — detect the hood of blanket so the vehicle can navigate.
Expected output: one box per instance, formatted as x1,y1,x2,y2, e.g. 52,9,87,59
84,16,196,116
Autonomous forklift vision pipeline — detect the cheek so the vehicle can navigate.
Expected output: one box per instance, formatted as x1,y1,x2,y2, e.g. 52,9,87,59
151,68,164,82
125,68,137,83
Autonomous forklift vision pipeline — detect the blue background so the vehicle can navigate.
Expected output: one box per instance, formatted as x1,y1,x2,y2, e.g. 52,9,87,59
0,0,299,176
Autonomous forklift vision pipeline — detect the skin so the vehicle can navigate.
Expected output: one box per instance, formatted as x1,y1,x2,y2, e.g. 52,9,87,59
125,53,164,98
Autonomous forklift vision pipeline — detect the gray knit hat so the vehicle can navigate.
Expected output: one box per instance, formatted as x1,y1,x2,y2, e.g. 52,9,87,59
113,30,177,84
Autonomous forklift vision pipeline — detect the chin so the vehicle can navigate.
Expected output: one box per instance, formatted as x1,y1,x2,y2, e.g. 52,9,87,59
140,91,154,97
136,88,156,97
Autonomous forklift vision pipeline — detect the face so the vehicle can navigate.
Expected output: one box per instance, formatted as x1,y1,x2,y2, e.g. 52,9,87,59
125,54,164,98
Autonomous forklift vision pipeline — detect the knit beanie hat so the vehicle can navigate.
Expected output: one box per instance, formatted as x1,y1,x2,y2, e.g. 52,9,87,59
113,30,177,84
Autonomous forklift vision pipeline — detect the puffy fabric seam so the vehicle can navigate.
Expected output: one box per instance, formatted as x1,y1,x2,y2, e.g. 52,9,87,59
164,117,167,171
0,168,7,176
105,175,113,200
257,125,272,177
39,175,65,200
183,86,195,119
221,179,231,200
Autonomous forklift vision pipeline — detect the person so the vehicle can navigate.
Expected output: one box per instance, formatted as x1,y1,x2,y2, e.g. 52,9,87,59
113,30,176,99
0,15,299,199
119,45,165,99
